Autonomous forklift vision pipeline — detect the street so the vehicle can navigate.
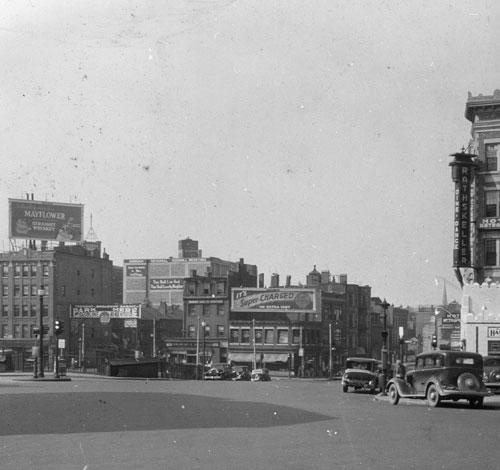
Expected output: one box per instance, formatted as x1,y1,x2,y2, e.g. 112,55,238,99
1,374,499,470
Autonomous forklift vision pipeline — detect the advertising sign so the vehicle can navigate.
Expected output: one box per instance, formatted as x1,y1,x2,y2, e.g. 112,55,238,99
442,311,460,323
231,288,316,312
488,327,500,339
452,165,473,267
478,217,500,230
9,199,84,242
71,304,141,319
126,265,146,277
150,278,184,290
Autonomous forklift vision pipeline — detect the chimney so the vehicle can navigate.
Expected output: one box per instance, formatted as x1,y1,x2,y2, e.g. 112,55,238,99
285,275,291,288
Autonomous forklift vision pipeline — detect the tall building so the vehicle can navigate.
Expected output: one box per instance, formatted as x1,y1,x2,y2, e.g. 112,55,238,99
452,90,500,356
0,242,117,369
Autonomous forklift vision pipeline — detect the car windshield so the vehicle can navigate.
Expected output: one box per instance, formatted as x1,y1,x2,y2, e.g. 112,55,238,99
346,361,375,371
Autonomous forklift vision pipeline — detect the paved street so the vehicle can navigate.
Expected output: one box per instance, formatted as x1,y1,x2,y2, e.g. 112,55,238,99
1,373,500,470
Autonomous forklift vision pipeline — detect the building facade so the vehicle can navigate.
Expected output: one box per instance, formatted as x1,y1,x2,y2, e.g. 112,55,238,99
0,242,117,369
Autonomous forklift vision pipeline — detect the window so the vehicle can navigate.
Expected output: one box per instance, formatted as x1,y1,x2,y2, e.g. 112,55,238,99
2,265,8,277
188,325,196,338
2,305,8,317
265,328,275,344
202,282,210,295
30,325,37,337
30,305,37,317
204,325,211,337
202,304,210,316
187,282,195,295
42,264,49,276
14,265,20,277
254,328,263,344
1,324,8,338
22,285,29,296
230,328,239,343
31,285,37,296
30,264,37,276
485,191,500,217
216,282,225,295
14,285,20,297
22,324,28,338
2,285,7,297
14,305,20,317
188,304,196,316
61,285,66,297
14,324,20,338
292,328,301,344
22,265,29,277
486,143,499,171
278,329,289,344
241,328,250,343
485,239,498,266
22,305,28,317
217,305,224,316
42,304,48,317
217,325,225,337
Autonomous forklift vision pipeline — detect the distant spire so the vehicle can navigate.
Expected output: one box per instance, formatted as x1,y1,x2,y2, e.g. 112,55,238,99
442,282,448,306
85,213,99,242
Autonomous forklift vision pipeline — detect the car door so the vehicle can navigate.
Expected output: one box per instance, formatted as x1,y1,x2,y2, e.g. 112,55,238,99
413,354,438,395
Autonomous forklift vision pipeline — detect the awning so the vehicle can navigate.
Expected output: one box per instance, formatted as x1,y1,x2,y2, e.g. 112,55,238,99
229,353,255,362
263,353,289,363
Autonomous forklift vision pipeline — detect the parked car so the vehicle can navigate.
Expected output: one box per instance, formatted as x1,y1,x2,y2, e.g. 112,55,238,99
341,357,382,394
251,368,271,381
482,356,500,393
386,350,491,408
203,364,233,380
232,366,251,381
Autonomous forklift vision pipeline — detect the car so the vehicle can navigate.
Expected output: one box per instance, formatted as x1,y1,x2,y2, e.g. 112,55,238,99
251,368,271,381
341,357,382,394
232,366,251,381
482,356,500,392
386,350,491,408
203,363,233,380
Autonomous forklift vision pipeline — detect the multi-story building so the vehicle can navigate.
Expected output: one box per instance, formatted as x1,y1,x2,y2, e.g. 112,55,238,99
450,90,500,356
0,241,117,369
123,238,257,309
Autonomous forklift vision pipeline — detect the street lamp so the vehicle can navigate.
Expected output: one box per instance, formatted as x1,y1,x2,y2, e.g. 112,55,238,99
380,299,390,395
201,320,206,377
329,323,333,379
37,288,45,378
398,326,405,362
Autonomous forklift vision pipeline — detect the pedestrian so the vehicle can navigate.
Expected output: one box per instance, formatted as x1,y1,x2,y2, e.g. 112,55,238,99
395,360,406,379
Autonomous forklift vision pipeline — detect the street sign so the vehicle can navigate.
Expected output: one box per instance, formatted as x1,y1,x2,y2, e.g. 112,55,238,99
58,339,66,349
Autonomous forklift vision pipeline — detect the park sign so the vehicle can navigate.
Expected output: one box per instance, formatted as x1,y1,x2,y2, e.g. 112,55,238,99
9,198,83,242
231,288,316,313
71,304,142,319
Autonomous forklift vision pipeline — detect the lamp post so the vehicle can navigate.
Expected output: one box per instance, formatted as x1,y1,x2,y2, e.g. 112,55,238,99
398,326,405,363
328,323,333,379
196,317,200,380
37,289,45,378
380,299,390,395
252,319,257,370
201,320,206,378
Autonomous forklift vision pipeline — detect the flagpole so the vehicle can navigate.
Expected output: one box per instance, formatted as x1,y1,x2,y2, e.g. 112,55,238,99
252,319,257,370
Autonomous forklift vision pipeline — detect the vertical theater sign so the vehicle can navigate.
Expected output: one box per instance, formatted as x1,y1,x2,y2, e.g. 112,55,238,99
449,151,477,284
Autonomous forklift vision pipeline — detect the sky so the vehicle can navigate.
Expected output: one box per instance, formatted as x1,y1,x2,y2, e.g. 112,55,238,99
1,0,499,307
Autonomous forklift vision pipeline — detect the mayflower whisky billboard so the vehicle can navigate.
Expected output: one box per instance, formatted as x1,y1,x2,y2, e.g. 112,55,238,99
9,199,84,242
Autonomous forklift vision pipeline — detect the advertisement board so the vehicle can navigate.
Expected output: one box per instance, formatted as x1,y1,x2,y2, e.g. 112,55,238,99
71,304,142,319
150,278,184,290
231,288,316,312
9,199,83,242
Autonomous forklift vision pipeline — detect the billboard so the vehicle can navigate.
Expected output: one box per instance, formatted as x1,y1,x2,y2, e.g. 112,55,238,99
150,278,184,290
71,304,142,319
231,288,316,312
9,199,84,242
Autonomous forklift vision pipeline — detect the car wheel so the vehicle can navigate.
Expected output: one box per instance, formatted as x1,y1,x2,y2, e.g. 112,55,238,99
343,385,348,393
427,384,441,407
457,373,480,392
388,384,400,405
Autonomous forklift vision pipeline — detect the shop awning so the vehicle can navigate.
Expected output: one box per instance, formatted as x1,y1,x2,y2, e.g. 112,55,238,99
263,353,289,363
229,353,255,362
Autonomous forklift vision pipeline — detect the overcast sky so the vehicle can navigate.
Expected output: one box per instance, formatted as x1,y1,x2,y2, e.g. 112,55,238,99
1,0,499,306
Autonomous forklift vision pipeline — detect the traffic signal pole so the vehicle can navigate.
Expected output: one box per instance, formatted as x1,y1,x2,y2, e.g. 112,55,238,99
38,289,45,378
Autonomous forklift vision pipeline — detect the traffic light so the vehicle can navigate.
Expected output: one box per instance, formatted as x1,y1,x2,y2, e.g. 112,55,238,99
54,320,64,335
431,334,438,349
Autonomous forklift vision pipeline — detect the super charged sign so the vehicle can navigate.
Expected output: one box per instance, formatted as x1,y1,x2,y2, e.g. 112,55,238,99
231,288,316,312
